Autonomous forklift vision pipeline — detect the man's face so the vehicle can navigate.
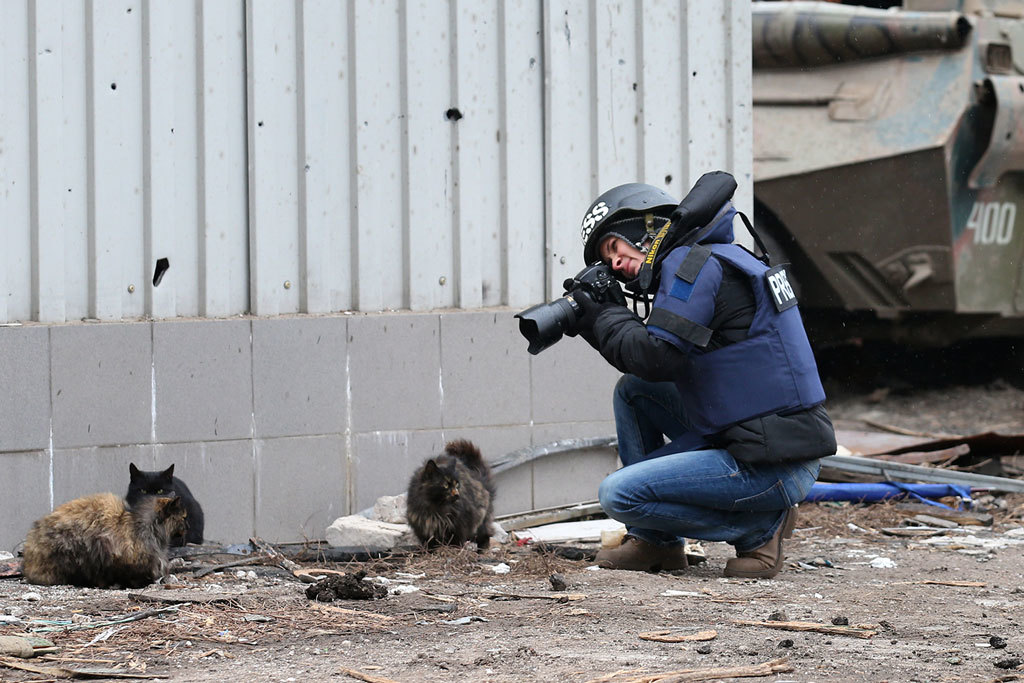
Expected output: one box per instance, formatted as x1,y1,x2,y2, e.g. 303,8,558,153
600,236,645,280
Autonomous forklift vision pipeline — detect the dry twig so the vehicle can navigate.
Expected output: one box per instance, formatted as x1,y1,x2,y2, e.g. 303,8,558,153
733,619,876,639
338,666,401,683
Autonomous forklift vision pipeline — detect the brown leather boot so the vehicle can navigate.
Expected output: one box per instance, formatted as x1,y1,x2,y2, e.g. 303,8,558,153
594,536,688,572
723,506,799,579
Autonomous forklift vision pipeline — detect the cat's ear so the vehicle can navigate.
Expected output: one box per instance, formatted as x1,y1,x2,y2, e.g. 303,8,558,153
155,495,182,518
423,459,439,475
160,464,175,479
129,463,140,478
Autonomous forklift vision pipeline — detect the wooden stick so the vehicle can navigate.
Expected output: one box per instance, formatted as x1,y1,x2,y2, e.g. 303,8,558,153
859,418,962,440
733,619,876,639
585,657,792,683
898,580,986,587
249,537,301,572
338,667,401,683
0,657,169,679
639,630,717,643
484,592,586,601
193,555,268,578
308,603,394,621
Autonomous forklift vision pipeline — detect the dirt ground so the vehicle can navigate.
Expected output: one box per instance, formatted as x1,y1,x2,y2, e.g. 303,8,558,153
3,345,1024,682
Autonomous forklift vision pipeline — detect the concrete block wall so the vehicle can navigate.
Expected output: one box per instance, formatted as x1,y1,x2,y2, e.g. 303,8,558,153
0,309,622,551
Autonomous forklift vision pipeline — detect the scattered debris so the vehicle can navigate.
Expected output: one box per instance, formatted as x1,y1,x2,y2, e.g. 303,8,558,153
0,635,57,658
549,573,567,591
0,657,168,679
897,503,994,526
490,563,511,574
995,658,1023,670
733,619,877,639
29,606,184,633
304,571,386,602
515,518,625,544
249,536,301,573
991,636,1008,649
638,629,717,643
293,568,347,583
831,616,849,626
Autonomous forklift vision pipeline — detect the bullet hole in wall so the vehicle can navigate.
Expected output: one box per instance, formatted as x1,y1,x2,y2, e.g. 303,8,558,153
665,174,673,185
153,258,169,287
111,82,117,90
445,108,463,121
258,121,264,127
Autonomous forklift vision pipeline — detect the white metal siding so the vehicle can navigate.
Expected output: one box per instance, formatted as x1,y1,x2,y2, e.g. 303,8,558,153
0,0,751,323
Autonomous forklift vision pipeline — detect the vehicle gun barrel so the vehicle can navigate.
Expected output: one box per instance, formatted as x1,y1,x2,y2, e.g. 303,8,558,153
753,1,971,68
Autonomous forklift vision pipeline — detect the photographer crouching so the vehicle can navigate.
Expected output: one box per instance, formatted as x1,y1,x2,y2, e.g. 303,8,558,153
516,172,836,578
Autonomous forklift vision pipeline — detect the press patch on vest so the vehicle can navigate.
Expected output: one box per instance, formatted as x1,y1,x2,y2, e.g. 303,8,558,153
765,264,797,312
647,308,713,348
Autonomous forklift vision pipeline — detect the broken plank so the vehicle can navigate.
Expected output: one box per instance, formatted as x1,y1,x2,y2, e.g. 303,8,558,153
639,629,717,643
733,619,876,639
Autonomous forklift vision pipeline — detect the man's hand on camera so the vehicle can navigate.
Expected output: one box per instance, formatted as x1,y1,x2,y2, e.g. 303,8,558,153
572,287,618,348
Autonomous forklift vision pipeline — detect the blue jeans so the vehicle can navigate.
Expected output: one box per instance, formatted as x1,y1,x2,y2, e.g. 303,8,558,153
602,375,821,552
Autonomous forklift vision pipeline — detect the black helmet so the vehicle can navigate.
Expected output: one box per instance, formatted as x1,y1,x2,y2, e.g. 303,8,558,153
580,183,678,265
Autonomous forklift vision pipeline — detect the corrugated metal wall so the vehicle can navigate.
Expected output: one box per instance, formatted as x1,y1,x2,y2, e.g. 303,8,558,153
0,0,751,324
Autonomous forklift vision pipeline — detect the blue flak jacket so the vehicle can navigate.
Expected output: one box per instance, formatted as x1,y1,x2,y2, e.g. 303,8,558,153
646,205,826,436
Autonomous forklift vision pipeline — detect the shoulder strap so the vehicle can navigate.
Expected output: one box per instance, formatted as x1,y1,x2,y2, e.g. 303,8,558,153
737,211,772,266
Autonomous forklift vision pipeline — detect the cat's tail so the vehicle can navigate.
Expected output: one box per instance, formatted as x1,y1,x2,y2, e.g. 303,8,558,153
445,439,491,477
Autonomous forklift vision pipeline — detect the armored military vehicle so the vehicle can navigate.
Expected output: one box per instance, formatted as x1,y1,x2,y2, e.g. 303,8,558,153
753,0,1024,347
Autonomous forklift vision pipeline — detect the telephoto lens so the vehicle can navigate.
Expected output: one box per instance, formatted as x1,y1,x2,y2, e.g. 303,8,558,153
514,295,582,355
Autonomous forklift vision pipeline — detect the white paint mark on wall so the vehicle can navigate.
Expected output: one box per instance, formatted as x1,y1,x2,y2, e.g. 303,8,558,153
47,422,54,511
151,358,157,443
344,347,353,515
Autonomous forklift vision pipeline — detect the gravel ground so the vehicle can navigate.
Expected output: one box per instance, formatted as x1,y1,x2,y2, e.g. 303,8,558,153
2,343,1024,682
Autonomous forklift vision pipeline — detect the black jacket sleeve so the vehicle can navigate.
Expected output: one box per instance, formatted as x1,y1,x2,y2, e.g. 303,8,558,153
588,305,690,382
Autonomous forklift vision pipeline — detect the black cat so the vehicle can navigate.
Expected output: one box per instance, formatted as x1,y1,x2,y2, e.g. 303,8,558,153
406,440,496,550
126,463,205,546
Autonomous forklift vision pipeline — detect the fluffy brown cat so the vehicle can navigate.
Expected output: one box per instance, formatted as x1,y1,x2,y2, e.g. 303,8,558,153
22,493,187,588
406,439,496,550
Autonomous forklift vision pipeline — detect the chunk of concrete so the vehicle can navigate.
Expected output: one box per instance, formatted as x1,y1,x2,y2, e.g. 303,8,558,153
371,494,408,524
325,515,418,552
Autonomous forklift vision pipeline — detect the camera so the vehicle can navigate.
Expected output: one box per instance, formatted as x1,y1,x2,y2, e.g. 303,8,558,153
515,263,626,354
